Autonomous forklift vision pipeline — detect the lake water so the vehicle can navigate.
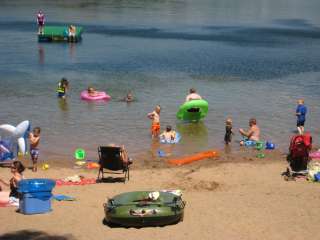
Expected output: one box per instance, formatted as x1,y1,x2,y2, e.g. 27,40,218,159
0,0,320,163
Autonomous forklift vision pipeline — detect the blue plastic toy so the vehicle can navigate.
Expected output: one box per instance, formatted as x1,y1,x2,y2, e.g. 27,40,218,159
158,150,166,157
266,141,275,150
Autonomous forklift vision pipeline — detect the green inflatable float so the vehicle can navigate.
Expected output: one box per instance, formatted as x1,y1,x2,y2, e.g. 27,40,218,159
104,191,185,227
177,99,209,122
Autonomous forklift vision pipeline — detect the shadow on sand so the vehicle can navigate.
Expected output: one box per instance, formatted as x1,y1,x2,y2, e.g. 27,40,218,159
0,230,76,240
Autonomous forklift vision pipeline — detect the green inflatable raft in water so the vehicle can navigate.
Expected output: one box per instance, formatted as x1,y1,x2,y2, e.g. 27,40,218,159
38,26,83,42
104,191,186,227
177,99,209,122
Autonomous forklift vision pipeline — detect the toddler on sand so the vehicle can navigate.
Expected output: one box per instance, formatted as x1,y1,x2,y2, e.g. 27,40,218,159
147,105,161,138
29,127,41,172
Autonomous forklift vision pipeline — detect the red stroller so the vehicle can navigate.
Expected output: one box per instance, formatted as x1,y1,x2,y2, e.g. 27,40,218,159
286,133,312,173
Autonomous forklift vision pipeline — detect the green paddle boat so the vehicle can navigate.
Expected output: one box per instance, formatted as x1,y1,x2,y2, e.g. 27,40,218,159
104,191,186,227
38,26,83,42
177,99,209,122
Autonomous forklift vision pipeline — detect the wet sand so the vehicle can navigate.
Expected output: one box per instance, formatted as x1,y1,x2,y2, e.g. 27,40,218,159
0,148,319,240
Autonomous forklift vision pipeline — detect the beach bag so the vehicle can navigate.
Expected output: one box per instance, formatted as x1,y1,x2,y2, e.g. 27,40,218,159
287,134,312,171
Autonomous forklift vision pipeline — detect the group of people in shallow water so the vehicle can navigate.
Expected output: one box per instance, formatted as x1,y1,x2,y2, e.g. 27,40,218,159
223,99,307,146
56,78,308,146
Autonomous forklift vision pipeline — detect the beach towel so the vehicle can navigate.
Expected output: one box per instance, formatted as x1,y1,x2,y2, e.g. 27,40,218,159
56,177,96,186
53,194,76,201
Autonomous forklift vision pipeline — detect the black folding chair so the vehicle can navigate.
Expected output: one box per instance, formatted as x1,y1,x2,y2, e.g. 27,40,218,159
97,146,130,183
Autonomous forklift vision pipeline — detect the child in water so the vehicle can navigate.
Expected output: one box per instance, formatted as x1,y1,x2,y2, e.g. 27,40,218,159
160,125,176,142
56,78,69,99
87,86,99,97
29,127,41,172
224,118,233,144
124,91,134,102
296,99,307,135
147,105,161,138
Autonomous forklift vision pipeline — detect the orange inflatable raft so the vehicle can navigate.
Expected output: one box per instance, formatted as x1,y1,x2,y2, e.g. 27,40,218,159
168,150,219,166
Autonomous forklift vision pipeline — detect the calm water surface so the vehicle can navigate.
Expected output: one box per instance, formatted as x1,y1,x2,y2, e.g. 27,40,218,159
0,0,320,162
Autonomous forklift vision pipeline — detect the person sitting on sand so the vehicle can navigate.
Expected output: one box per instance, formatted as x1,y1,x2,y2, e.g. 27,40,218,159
87,86,99,97
185,88,202,102
0,161,25,206
160,125,176,142
239,118,260,146
108,144,133,165
124,91,134,102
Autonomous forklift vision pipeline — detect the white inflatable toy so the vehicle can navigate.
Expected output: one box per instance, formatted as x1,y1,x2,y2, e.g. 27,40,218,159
0,120,30,155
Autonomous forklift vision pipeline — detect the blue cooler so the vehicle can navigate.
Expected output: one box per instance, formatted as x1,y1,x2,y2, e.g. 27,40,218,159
18,179,56,215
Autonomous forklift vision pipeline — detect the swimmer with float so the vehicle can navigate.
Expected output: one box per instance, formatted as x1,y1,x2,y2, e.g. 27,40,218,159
87,86,99,97
160,125,176,142
185,88,202,102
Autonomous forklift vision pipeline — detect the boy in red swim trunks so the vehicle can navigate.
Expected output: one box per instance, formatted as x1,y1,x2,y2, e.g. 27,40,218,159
147,105,161,138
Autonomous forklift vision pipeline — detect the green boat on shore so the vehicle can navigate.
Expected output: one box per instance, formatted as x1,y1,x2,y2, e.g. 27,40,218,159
104,191,186,227
38,26,83,42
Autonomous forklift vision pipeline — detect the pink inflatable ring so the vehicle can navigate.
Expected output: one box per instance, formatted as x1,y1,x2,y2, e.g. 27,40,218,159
80,90,111,101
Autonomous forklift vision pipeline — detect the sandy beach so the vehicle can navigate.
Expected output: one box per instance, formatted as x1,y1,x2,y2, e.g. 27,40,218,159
1,149,319,240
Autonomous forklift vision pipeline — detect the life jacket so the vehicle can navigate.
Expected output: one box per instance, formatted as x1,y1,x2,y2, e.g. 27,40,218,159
56,82,65,93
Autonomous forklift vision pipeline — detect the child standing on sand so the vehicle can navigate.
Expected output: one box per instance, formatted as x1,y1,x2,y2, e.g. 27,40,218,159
224,118,233,145
147,105,161,138
29,127,41,172
296,99,307,135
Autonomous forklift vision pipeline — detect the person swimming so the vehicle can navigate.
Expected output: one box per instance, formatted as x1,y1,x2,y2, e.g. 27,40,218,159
124,91,134,102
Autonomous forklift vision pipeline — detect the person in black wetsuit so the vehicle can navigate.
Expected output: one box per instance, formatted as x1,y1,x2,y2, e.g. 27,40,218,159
0,161,25,202
224,118,233,145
